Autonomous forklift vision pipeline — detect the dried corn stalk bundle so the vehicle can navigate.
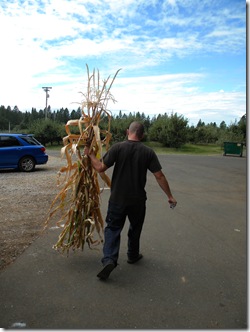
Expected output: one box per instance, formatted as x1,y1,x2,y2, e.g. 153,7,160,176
45,65,121,254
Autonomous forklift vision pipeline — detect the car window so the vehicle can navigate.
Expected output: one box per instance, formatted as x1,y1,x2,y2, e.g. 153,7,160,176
21,136,41,145
0,136,22,147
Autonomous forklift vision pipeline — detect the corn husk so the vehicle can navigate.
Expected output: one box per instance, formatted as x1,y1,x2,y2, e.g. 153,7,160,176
45,65,121,254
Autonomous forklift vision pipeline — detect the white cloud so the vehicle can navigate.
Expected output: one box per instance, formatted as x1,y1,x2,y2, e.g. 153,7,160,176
107,74,245,125
0,0,246,125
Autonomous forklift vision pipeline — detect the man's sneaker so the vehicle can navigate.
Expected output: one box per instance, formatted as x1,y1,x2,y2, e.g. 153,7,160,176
97,263,115,280
127,254,143,264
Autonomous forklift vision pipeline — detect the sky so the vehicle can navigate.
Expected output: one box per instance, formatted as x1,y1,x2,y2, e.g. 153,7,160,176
0,0,246,126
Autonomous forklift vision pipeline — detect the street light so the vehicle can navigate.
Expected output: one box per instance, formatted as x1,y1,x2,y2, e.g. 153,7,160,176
42,87,52,119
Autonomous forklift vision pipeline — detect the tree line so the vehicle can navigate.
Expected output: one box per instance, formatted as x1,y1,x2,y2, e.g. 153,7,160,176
0,105,246,148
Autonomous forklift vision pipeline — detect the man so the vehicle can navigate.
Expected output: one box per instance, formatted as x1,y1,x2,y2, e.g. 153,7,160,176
85,121,177,280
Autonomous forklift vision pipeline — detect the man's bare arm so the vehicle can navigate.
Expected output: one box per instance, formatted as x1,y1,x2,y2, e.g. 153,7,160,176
84,147,108,173
153,170,177,206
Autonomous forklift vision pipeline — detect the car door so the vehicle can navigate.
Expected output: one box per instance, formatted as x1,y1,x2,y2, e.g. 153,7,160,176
0,135,23,167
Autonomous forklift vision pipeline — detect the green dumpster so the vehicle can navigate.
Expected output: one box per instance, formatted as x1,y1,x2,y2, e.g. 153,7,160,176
223,142,243,157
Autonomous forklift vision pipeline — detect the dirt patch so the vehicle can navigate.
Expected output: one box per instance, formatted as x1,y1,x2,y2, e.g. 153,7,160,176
0,156,65,271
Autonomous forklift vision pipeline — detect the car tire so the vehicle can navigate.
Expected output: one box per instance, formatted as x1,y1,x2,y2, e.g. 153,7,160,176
18,156,36,172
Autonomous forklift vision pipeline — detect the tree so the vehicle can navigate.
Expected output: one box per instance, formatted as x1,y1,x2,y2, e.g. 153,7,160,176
160,113,188,148
149,113,188,148
148,113,168,141
0,115,8,131
70,107,82,120
29,119,64,145
238,114,246,141
0,104,246,147
197,119,205,127
219,121,227,130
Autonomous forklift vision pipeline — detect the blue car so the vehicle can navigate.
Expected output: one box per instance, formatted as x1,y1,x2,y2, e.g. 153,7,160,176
0,133,48,172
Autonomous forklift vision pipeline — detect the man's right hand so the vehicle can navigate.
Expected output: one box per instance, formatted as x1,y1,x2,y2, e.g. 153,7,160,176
168,197,177,208
84,146,90,156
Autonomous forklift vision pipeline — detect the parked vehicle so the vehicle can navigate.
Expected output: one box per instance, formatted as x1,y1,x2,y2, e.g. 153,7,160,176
0,133,48,172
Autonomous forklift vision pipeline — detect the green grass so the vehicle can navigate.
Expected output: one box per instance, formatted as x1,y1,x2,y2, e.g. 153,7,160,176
144,142,223,155
45,144,62,150
46,142,224,155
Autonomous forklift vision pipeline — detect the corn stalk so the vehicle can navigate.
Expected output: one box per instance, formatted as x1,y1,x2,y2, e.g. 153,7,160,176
45,65,121,254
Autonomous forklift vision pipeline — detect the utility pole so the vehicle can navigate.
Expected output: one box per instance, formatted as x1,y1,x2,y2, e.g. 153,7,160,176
42,87,52,119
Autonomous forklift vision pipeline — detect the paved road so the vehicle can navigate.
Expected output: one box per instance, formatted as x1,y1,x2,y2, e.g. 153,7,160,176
0,153,247,329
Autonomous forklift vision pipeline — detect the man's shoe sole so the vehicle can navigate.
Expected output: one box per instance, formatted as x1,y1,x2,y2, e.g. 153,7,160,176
97,263,115,280
127,254,143,264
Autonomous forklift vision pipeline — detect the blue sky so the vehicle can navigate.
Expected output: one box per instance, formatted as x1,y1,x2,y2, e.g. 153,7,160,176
0,0,246,125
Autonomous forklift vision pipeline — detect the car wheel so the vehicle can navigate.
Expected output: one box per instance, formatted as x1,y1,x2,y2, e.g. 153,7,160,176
18,156,35,172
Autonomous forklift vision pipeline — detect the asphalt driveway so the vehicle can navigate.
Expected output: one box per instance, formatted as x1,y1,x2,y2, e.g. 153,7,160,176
0,153,247,329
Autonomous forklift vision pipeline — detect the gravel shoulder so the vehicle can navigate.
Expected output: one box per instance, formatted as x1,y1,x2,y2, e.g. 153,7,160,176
0,154,65,271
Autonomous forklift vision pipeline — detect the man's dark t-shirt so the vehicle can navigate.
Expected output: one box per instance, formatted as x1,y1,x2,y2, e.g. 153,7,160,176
102,140,162,205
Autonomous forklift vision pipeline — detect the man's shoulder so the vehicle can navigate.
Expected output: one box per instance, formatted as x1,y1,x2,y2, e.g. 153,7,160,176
109,140,154,153
110,140,129,149
140,142,156,154
109,141,124,150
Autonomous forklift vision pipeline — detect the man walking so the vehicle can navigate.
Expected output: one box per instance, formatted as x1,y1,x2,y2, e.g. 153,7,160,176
85,121,177,280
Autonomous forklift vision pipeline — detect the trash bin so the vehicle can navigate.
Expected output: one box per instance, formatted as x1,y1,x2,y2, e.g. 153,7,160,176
223,142,243,157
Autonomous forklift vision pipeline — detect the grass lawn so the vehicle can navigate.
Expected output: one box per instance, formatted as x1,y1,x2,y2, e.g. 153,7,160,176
144,142,224,155
46,142,225,156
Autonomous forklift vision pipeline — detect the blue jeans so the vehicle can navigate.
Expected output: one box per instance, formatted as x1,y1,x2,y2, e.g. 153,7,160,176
102,200,146,266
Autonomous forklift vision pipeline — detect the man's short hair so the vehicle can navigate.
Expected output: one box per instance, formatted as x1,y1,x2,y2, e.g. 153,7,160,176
129,121,144,139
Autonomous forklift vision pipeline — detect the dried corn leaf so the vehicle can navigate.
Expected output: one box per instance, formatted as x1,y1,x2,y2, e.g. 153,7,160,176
45,65,121,254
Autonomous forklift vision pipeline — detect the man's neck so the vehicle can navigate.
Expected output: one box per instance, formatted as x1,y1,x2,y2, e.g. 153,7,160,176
128,134,140,141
